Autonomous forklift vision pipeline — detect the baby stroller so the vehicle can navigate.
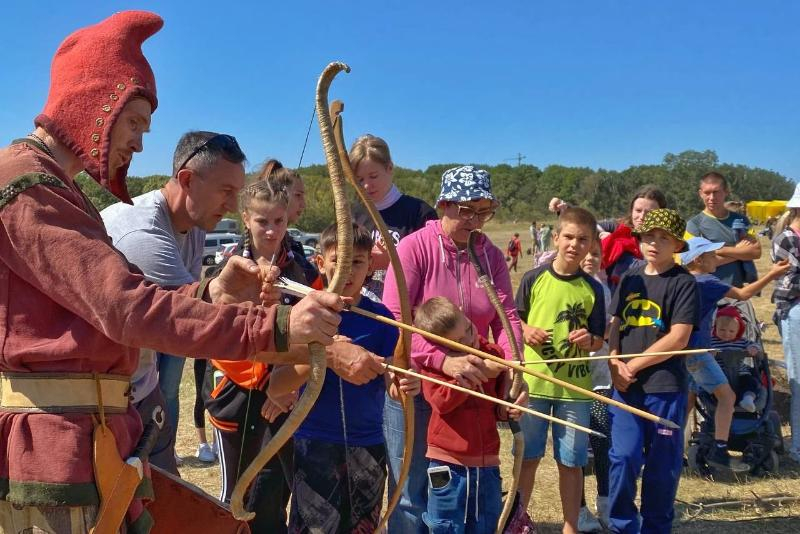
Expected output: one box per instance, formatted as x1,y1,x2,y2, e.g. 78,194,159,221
686,299,784,477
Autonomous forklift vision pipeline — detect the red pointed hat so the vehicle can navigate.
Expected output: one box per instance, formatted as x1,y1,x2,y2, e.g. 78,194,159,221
35,11,163,203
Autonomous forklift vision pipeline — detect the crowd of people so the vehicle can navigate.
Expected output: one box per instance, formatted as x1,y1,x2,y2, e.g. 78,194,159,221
1,10,799,534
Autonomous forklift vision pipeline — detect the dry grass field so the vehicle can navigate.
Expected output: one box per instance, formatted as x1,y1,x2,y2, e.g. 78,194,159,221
174,221,800,532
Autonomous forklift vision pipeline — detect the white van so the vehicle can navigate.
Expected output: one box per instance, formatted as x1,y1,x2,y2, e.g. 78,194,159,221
203,232,240,265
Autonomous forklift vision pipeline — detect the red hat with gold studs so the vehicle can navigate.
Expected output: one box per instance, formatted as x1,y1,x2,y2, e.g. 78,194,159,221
35,11,163,203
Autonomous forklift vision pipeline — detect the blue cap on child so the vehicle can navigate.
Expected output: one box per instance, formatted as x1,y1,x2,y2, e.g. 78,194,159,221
680,236,725,265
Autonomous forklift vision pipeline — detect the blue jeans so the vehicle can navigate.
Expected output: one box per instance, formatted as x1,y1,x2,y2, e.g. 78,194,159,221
608,389,686,534
422,461,502,534
157,352,185,446
383,393,431,534
780,304,800,456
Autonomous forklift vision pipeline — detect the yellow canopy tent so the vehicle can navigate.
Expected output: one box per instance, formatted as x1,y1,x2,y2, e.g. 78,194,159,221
766,200,788,219
746,201,769,223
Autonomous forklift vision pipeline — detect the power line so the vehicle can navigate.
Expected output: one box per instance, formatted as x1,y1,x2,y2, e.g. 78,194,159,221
503,152,526,166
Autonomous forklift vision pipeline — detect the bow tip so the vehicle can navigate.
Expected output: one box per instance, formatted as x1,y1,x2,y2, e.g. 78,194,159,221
329,61,351,74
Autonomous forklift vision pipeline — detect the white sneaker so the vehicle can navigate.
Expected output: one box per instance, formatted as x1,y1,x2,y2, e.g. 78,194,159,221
174,452,184,467
578,506,602,532
595,495,609,528
197,443,216,463
211,440,219,457
739,394,756,413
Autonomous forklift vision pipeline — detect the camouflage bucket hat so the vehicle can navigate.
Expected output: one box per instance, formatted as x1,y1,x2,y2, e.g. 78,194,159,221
632,208,688,252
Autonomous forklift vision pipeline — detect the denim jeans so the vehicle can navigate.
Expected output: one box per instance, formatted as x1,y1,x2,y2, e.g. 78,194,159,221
383,392,431,534
519,398,591,466
422,461,502,534
686,352,729,394
157,352,185,447
780,304,800,456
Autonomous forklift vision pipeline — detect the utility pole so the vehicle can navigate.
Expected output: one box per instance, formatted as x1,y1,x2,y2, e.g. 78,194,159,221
503,152,526,166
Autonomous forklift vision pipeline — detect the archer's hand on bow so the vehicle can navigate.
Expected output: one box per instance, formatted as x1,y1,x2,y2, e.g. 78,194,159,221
288,291,345,346
209,257,281,305
387,373,421,400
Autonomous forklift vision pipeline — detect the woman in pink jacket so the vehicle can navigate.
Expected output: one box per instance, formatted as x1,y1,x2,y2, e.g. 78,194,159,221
382,165,524,533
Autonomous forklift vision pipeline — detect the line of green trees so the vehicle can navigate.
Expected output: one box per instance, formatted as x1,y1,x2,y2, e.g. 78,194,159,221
77,149,795,231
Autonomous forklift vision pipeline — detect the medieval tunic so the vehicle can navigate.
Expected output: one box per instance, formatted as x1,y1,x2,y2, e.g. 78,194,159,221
0,141,287,523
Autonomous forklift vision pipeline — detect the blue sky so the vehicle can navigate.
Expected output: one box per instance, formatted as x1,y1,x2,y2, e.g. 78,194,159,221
2,1,798,179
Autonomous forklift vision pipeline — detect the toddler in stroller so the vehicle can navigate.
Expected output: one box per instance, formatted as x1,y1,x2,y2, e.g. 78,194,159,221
712,306,761,413
689,302,785,476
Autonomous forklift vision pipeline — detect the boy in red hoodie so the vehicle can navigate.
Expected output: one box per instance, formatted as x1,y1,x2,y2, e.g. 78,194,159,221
415,296,523,533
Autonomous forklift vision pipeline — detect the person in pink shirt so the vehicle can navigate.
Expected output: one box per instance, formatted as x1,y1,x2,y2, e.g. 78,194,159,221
382,165,524,533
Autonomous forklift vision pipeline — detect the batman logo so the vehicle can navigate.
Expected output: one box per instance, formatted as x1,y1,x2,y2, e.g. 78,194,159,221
621,298,663,330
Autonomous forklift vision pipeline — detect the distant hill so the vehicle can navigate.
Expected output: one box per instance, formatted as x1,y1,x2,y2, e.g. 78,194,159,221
78,149,794,231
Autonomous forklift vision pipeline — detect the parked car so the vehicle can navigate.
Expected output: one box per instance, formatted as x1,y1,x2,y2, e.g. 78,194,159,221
213,218,239,234
303,245,317,259
203,232,240,265
287,227,320,247
215,242,239,265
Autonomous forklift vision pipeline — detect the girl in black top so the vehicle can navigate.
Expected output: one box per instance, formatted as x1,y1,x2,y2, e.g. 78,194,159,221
348,134,437,299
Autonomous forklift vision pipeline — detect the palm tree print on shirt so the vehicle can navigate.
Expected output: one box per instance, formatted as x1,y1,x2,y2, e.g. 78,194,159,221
556,302,588,359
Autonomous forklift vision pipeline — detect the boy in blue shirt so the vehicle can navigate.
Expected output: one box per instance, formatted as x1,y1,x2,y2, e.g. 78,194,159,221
679,237,789,471
268,224,419,533
607,209,698,534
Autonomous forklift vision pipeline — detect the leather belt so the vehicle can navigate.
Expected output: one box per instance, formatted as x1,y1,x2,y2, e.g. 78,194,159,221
0,372,131,413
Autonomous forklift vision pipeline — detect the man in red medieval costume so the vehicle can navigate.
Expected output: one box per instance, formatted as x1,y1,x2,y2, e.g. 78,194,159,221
0,11,358,533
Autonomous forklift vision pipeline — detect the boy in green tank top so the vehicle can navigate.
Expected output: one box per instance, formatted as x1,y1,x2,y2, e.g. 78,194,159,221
514,207,606,534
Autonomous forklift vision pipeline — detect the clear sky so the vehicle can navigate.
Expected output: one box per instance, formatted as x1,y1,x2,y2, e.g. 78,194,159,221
2,1,798,179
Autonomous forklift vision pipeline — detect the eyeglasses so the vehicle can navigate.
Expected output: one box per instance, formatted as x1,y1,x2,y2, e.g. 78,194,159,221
454,203,496,223
175,134,243,175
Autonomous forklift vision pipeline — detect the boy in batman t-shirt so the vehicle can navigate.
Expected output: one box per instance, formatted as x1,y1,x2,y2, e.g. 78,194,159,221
606,209,699,534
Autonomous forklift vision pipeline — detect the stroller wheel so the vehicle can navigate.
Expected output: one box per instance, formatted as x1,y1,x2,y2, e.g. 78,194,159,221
762,450,780,473
687,443,711,477
768,411,785,455
747,447,780,476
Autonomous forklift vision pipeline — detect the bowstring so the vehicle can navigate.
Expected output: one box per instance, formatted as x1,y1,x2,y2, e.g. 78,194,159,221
338,376,355,521
297,105,316,168
235,249,276,498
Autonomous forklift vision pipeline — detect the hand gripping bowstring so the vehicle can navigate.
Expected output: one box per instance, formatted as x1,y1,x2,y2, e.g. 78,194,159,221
467,230,526,534
329,99,415,533
229,62,354,521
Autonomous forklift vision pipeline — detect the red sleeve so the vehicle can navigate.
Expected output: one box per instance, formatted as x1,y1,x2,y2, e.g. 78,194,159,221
0,184,279,359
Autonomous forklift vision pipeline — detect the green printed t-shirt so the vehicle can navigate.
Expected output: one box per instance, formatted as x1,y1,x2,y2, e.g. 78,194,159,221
515,264,606,400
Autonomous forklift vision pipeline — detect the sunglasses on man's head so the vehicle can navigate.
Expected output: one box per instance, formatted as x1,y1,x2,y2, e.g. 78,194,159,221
176,134,243,174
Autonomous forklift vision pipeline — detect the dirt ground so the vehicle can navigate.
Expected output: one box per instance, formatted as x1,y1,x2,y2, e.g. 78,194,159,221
174,221,800,532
